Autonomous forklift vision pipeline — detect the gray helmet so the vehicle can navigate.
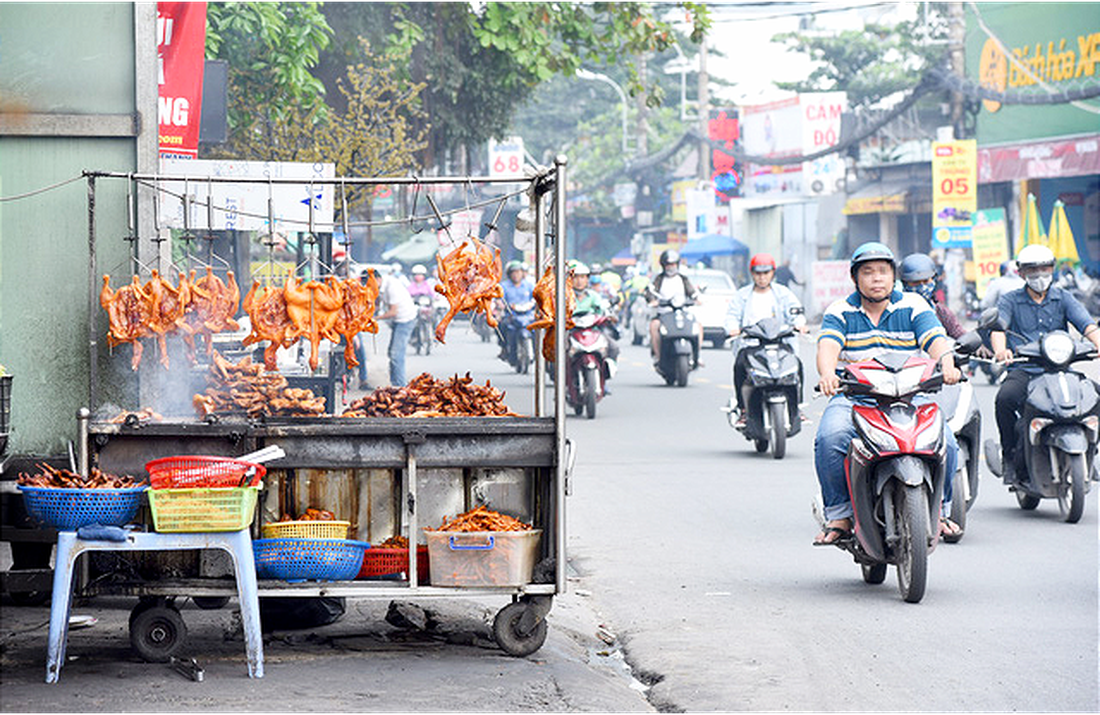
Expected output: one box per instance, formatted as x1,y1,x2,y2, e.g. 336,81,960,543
898,253,937,283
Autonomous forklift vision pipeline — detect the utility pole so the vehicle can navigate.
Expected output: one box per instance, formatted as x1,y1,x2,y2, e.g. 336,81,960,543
636,54,649,158
697,38,710,181
948,1,966,140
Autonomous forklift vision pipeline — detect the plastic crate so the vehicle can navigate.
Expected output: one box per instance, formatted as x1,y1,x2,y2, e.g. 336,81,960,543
253,538,371,582
425,529,541,587
145,455,266,489
357,545,430,582
147,486,259,533
261,520,350,540
18,485,146,531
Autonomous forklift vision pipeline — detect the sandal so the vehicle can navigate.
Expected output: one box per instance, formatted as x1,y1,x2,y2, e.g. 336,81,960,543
940,516,964,542
813,519,852,546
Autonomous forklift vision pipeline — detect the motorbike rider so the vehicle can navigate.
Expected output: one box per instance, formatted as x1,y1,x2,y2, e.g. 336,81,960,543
990,244,1100,484
725,252,808,427
899,253,966,339
981,260,1024,310
647,249,702,365
406,264,435,299
570,261,620,377
499,260,536,364
814,242,962,545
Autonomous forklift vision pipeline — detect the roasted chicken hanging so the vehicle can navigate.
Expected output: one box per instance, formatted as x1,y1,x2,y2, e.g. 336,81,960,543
186,267,240,359
242,279,296,371
284,272,343,371
328,271,380,369
100,274,153,371
526,265,576,362
143,269,193,369
433,237,504,343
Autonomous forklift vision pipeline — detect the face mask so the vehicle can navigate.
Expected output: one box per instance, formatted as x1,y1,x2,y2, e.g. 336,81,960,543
905,282,936,303
664,265,679,277
1026,274,1052,293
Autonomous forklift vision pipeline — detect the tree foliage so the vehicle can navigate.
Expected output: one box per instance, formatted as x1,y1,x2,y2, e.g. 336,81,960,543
771,8,948,109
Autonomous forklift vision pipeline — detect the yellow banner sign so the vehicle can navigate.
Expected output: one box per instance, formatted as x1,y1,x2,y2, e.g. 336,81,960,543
972,208,1010,299
932,140,977,229
842,193,907,215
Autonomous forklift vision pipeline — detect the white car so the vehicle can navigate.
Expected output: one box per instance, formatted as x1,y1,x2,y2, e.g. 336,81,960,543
682,268,738,348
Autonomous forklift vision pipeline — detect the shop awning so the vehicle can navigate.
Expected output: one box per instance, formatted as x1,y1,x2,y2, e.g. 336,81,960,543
842,180,910,215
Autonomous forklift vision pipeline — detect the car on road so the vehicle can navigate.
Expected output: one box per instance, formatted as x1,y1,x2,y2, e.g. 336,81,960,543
683,267,738,348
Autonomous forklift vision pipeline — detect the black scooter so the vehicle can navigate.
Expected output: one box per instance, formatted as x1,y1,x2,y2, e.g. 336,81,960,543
982,317,1098,523
651,293,699,387
722,312,804,459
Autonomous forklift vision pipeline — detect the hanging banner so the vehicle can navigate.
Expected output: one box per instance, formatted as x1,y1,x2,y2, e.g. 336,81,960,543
972,208,1010,299
932,139,977,247
158,1,207,159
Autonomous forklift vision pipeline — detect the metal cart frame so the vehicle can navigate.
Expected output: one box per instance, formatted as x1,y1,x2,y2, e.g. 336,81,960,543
67,160,573,658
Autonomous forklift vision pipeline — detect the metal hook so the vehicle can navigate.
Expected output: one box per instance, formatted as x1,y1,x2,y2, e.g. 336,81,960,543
482,196,508,241
408,178,423,235
424,194,455,246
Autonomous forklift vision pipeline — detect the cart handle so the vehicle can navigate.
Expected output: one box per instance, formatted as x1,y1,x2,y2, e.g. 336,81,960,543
448,535,495,551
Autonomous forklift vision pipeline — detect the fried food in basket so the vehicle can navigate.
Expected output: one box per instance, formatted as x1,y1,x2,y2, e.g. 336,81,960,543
341,372,517,418
377,535,410,549
432,504,532,532
18,463,142,489
433,237,504,343
277,507,337,522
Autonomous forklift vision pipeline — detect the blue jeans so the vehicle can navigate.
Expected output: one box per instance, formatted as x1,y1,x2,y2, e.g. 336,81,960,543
387,319,416,387
814,394,957,522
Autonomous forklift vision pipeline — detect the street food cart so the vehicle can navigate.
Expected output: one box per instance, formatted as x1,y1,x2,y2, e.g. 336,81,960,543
20,160,574,665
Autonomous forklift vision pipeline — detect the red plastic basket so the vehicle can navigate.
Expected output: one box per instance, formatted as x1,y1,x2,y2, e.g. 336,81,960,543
357,545,430,582
145,456,266,490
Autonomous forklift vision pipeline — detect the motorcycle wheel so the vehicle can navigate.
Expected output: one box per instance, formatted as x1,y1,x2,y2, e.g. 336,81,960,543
1016,491,1041,510
584,365,598,419
895,484,929,604
754,439,768,453
947,442,969,542
1059,452,1087,523
423,321,432,356
674,354,690,387
516,338,529,375
861,562,887,585
769,401,786,460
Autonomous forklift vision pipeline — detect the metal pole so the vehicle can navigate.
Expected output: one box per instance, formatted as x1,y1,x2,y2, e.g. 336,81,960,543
87,175,98,412
76,408,90,479
553,155,568,595
534,187,546,417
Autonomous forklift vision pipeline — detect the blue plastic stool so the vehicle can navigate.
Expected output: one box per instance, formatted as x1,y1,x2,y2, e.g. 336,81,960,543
46,529,263,683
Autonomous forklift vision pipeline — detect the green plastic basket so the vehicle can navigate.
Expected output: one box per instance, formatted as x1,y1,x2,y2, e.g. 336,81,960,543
148,486,259,533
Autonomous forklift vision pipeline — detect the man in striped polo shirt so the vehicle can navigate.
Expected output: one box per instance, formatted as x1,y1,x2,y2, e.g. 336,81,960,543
813,242,962,545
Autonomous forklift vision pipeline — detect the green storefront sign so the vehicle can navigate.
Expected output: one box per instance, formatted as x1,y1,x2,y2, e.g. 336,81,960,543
967,2,1100,145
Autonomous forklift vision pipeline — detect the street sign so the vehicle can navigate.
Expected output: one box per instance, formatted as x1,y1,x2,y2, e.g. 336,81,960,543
932,140,977,247
488,137,524,178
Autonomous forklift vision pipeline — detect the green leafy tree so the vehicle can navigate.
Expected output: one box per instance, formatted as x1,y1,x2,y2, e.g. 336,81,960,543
204,2,333,153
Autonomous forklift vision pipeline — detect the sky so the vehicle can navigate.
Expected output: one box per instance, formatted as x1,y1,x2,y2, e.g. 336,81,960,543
686,1,922,106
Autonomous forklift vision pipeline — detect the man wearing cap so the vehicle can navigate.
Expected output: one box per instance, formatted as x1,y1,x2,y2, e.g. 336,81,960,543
813,242,962,545
725,253,807,427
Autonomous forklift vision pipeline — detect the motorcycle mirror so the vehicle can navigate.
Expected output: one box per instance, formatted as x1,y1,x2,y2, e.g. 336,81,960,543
978,306,1007,332
955,331,983,355
788,306,805,316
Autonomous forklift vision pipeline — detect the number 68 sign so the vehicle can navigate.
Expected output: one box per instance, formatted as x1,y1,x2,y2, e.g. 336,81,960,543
488,137,525,178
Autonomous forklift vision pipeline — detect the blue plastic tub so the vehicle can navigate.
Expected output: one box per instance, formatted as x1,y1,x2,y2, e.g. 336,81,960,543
253,538,371,582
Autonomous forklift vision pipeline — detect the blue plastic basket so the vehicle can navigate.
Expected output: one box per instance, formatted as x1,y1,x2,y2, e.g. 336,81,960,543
253,538,371,582
18,485,146,531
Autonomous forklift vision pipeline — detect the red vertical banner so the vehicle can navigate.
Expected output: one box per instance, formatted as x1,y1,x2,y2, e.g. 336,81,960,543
158,1,207,159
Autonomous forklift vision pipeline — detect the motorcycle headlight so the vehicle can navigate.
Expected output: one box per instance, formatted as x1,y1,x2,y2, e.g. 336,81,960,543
852,410,900,452
1029,417,1053,445
913,410,944,452
1041,332,1075,366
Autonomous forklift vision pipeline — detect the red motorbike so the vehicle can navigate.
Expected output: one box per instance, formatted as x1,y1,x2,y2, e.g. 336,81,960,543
818,353,949,603
566,311,614,419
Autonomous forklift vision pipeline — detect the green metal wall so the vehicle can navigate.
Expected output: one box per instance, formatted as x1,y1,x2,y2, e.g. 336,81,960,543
0,3,140,456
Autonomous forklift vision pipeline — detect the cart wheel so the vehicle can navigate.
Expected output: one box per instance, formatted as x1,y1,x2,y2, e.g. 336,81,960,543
493,602,548,657
130,604,187,663
192,596,230,610
128,597,165,629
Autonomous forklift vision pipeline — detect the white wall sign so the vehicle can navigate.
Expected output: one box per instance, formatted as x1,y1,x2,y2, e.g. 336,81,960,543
488,136,525,178
158,159,335,232
800,92,847,195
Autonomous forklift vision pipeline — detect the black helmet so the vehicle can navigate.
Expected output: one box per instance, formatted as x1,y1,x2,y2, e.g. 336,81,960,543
659,249,681,266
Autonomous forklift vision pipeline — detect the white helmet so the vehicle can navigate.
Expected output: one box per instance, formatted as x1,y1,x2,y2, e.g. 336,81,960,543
1016,244,1055,270
411,264,427,276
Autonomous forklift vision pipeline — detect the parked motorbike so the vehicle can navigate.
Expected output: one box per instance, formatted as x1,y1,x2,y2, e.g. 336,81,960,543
409,295,435,355
651,294,699,387
566,310,614,419
937,331,983,541
721,312,804,459
982,325,1098,523
500,299,536,374
815,352,949,603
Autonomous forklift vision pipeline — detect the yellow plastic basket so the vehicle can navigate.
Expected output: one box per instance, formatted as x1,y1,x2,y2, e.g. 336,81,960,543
148,486,260,533
261,520,350,540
